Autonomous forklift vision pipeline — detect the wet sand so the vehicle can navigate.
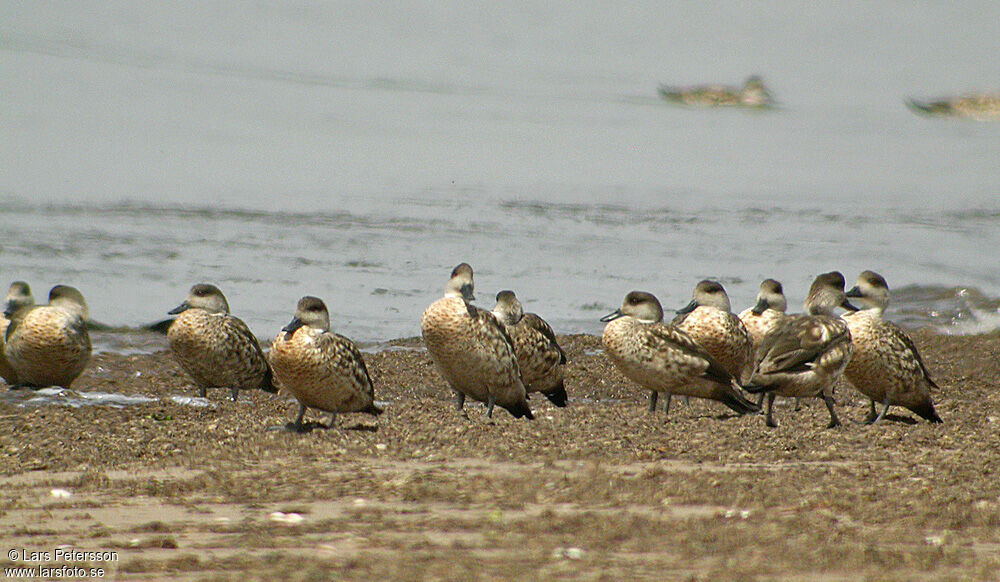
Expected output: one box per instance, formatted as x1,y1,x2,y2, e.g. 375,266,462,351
2,330,999,581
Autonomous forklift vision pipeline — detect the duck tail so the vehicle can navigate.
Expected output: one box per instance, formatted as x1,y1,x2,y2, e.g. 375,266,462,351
721,388,760,415
260,366,279,394
911,400,943,424
504,400,535,420
741,382,774,395
543,380,569,407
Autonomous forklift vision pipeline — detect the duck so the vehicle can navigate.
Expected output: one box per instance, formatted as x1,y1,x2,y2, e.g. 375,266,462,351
3,285,91,388
166,284,276,401
673,280,754,385
1,281,35,385
842,271,943,424
905,93,1000,120
420,263,533,420
745,272,858,428
492,290,568,407
658,75,773,108
601,291,758,417
269,296,383,431
738,278,788,350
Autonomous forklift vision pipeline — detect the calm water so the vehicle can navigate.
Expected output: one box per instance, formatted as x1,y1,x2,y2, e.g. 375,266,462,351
3,2,999,350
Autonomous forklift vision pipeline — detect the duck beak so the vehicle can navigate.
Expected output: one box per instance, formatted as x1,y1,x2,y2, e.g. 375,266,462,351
600,309,625,323
675,299,698,315
167,301,190,315
460,283,475,302
841,298,860,312
282,317,305,336
750,297,769,316
845,286,863,298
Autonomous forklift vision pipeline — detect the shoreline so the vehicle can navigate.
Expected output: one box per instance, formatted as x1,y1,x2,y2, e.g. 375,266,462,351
2,329,999,580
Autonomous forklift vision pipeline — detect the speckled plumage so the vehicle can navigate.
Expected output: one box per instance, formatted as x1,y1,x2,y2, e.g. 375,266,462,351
1,281,36,385
738,278,788,354
748,272,857,428
269,296,381,430
906,93,1000,120
601,291,758,417
493,290,567,407
842,271,942,424
421,264,533,420
673,281,754,384
166,284,274,400
4,285,90,388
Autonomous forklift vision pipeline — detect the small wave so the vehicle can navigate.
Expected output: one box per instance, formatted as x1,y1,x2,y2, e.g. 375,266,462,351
893,285,1000,335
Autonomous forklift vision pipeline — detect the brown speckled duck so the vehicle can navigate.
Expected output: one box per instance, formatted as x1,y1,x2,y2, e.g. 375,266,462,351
269,296,382,431
842,271,942,424
166,284,275,401
601,291,758,417
673,280,754,385
420,263,533,420
746,272,858,429
1,281,35,385
492,290,568,407
4,285,90,388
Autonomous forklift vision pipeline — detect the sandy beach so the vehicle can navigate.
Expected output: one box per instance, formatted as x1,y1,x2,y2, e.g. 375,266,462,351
1,329,999,581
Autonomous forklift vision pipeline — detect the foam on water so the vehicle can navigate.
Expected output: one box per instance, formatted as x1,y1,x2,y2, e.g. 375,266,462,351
0,388,158,409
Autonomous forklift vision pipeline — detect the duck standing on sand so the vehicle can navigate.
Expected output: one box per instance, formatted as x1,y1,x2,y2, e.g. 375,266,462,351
4,285,91,388
745,272,858,429
166,284,276,401
673,280,754,385
601,291,758,417
269,296,382,431
658,75,773,108
492,290,568,407
421,263,533,420
1,281,35,385
842,271,943,424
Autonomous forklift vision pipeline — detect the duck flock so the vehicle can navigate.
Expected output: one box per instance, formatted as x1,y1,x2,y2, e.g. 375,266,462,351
0,265,942,431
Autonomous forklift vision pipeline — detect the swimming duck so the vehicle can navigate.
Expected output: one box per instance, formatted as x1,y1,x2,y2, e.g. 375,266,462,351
905,93,1000,120
658,75,773,108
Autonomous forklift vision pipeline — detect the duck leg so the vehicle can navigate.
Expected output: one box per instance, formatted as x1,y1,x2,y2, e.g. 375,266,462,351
486,394,496,418
823,395,841,429
765,393,778,428
648,391,659,412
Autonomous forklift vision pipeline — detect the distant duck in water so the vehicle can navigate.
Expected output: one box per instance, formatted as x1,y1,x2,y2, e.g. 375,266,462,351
492,290,568,407
658,75,773,108
166,284,276,401
1,281,35,385
4,285,91,388
842,271,943,424
269,296,383,432
421,263,533,420
601,291,758,417
905,93,1000,120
